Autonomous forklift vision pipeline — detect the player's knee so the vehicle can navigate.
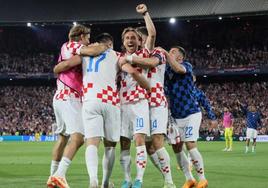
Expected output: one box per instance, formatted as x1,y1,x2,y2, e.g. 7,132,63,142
152,134,164,150
120,136,131,150
185,141,197,150
103,139,117,147
134,134,146,146
145,141,155,155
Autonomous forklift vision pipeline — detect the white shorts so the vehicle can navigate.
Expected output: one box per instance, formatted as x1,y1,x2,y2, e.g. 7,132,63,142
168,112,202,142
121,99,150,140
150,105,168,135
53,98,84,135
83,100,120,142
246,128,257,139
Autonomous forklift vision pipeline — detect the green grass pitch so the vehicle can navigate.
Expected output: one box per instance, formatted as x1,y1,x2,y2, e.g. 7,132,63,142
0,141,267,188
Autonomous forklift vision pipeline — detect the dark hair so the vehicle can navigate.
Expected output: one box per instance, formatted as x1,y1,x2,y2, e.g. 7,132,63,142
170,46,186,59
95,33,113,44
136,26,148,37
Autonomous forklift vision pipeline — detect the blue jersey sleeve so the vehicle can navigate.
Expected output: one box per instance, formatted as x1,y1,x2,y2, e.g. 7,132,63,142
194,87,216,120
182,61,193,74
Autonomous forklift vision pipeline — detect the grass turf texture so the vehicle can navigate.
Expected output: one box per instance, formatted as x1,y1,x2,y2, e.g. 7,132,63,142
0,141,267,188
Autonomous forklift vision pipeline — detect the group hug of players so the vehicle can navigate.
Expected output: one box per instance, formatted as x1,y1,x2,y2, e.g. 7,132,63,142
46,4,219,188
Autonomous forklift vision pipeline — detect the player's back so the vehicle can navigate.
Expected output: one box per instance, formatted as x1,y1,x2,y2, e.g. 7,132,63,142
165,61,200,118
82,49,120,106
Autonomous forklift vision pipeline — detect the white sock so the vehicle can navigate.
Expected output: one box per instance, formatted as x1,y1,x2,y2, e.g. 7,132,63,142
175,151,195,180
156,147,173,184
120,150,131,182
189,148,206,180
135,145,147,182
245,146,249,152
149,153,162,173
187,152,192,164
252,146,255,152
50,160,59,176
53,157,71,177
86,145,99,187
102,147,115,186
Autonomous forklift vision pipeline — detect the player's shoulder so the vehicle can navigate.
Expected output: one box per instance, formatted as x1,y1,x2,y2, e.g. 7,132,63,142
66,41,81,48
151,48,166,63
182,61,193,67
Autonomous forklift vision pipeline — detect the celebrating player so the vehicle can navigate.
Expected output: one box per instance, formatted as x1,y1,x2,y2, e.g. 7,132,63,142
237,100,262,153
47,25,108,188
169,74,217,188
161,46,209,188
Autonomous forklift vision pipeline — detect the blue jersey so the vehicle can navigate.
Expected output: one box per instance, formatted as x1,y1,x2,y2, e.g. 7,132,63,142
193,86,216,120
241,106,261,130
164,61,200,119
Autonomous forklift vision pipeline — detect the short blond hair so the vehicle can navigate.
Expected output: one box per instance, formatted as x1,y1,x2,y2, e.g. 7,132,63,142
68,24,90,41
121,27,139,42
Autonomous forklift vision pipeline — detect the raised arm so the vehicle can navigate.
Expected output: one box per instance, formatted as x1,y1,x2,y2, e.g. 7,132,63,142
195,87,217,120
54,55,82,74
136,4,156,51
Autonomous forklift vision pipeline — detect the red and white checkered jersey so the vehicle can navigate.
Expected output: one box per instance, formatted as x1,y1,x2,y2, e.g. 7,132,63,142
58,41,83,60
82,49,120,106
55,41,84,101
54,79,81,101
147,49,167,107
120,48,150,104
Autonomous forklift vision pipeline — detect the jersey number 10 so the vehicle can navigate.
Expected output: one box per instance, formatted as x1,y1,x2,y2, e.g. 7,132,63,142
87,53,106,72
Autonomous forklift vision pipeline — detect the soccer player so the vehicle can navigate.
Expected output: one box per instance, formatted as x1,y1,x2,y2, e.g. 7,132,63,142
237,100,262,153
222,107,234,152
47,25,108,188
118,27,151,188
160,46,209,188
119,4,171,188
169,75,217,188
53,33,150,188
125,6,175,187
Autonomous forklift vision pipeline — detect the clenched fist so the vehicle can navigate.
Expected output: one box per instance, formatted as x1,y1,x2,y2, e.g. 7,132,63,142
136,4,148,14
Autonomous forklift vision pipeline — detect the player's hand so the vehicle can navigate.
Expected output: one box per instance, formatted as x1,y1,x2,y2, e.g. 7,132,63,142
156,46,168,55
136,4,148,14
118,56,128,67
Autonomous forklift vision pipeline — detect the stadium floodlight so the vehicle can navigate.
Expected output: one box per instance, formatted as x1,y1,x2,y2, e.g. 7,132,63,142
218,16,222,20
254,74,258,76
169,18,176,24
203,75,207,78
73,22,77,26
27,22,32,27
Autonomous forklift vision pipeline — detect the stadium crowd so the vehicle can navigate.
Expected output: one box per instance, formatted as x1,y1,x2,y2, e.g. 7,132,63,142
0,17,267,138
0,16,267,74
0,86,55,136
0,47,267,74
1,82,267,137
